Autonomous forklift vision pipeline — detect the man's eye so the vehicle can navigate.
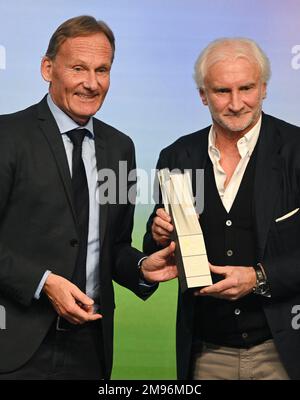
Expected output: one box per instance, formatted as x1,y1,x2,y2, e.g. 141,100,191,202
73,66,83,72
241,86,255,91
97,67,109,73
216,89,229,93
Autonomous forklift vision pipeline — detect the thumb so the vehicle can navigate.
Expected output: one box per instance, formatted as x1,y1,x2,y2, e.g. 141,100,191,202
209,264,226,275
158,241,176,259
71,286,94,306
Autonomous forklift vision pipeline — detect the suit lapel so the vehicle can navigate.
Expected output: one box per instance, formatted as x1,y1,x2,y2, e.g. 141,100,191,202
187,127,210,171
253,114,282,259
94,121,109,252
185,127,210,199
37,97,77,225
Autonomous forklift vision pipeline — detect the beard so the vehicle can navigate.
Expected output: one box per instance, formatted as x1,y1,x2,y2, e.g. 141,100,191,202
209,102,263,134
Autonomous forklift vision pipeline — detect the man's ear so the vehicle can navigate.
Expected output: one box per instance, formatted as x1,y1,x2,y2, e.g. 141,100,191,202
41,56,53,83
262,82,267,99
199,88,208,105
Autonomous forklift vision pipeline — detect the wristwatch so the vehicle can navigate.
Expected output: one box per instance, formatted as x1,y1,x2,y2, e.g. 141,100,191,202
252,263,270,296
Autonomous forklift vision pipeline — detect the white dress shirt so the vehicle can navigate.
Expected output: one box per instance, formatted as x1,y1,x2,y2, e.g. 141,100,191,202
208,117,262,212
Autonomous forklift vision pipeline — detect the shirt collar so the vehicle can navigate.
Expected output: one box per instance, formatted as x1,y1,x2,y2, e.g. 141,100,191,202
47,94,94,138
208,115,262,160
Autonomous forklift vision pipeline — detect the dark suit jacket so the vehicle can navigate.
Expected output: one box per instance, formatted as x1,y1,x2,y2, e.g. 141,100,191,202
0,96,148,378
143,113,300,380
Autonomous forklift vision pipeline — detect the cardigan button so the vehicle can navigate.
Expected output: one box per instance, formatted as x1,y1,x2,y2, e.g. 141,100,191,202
70,239,79,247
226,249,233,256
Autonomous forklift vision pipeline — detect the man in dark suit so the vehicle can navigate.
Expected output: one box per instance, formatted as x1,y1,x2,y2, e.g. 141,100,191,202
0,15,176,380
143,37,300,380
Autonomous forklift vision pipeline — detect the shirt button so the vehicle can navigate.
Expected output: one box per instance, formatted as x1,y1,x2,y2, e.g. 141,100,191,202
226,220,232,226
227,249,233,256
234,308,241,315
242,332,248,339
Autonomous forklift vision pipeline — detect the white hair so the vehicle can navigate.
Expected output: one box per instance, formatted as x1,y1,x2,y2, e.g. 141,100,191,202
194,37,271,88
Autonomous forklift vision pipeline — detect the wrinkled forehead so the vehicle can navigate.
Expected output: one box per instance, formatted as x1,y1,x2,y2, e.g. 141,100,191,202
54,33,113,64
61,33,111,50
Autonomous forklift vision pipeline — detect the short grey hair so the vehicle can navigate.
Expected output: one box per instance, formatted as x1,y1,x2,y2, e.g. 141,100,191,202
194,37,271,88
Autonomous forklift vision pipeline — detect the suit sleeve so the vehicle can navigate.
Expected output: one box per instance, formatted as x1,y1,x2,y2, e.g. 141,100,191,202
0,127,48,306
265,254,300,299
263,163,300,299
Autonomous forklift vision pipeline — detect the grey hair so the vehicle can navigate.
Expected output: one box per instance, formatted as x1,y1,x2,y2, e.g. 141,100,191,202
193,37,271,88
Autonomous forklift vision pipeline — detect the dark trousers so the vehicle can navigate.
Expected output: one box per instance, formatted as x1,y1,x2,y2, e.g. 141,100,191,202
0,318,104,380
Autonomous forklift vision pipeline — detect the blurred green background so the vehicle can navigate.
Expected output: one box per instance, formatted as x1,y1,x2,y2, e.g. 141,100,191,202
111,206,178,380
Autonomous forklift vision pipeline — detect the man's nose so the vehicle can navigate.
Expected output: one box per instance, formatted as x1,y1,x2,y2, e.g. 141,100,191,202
83,72,99,91
228,91,244,113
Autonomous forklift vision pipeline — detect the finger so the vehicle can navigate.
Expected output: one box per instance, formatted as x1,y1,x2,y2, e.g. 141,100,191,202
194,288,230,299
63,316,82,325
146,265,178,282
194,292,235,301
81,303,103,318
153,217,173,233
62,308,103,324
156,208,171,222
71,286,94,307
209,264,228,275
158,241,175,258
155,235,171,242
215,289,239,300
74,307,103,322
66,302,100,323
59,302,85,324
62,289,95,323
81,303,95,314
199,278,233,294
75,299,103,319
153,225,172,238
86,313,103,321
159,266,178,281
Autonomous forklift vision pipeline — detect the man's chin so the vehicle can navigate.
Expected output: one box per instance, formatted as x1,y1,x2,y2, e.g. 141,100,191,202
67,110,95,125
219,117,254,133
71,105,101,122
226,124,251,133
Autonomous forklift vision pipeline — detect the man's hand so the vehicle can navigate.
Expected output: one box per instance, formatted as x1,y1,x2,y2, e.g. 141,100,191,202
194,264,256,301
152,208,173,246
141,242,178,283
43,273,102,324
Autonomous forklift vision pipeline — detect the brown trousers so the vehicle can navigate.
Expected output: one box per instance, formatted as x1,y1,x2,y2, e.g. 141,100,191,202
193,339,290,380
